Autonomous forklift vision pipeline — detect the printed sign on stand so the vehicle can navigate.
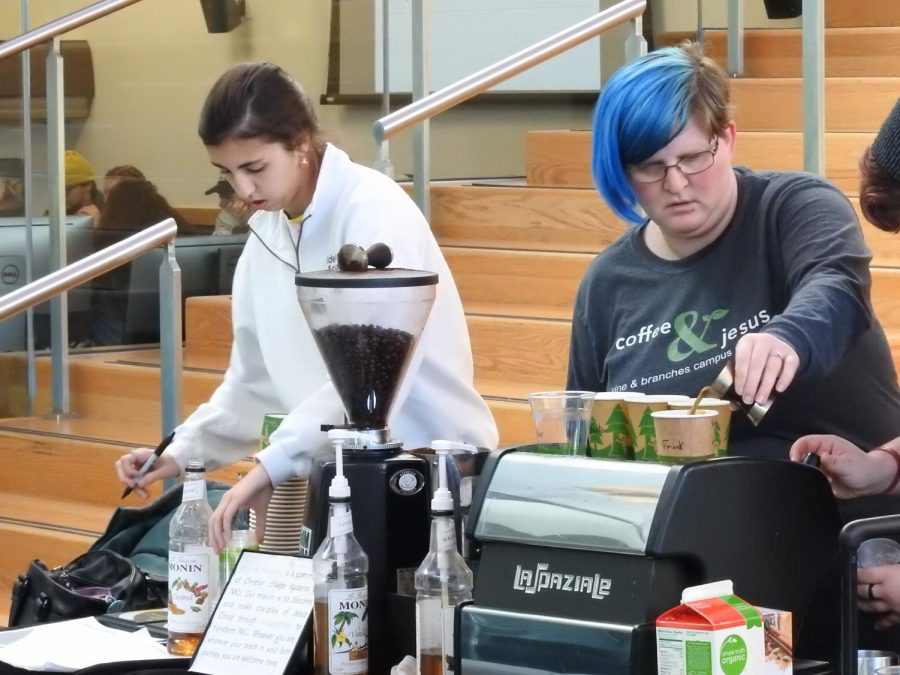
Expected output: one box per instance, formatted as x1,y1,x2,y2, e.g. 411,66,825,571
190,551,314,675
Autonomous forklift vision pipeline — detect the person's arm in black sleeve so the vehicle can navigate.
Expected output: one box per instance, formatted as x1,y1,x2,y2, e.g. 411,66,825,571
762,176,873,379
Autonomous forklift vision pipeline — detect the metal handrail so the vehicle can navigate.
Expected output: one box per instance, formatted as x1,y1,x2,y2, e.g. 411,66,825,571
0,0,143,62
802,0,825,176
0,220,175,321
3,0,147,417
373,0,646,143
0,220,183,436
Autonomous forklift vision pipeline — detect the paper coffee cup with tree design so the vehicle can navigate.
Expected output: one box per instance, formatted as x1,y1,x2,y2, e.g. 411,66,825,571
590,392,635,459
669,398,732,456
651,409,718,464
623,394,691,461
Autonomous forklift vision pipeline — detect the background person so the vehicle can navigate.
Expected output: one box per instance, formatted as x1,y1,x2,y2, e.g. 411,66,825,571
790,434,900,629
0,157,25,217
791,97,900,632
89,168,189,346
860,97,900,233
102,164,147,196
64,150,103,221
204,178,252,235
566,42,900,459
100,169,188,234
114,62,498,549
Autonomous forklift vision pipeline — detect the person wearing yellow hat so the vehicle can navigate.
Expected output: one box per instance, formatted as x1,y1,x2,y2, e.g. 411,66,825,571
64,150,103,222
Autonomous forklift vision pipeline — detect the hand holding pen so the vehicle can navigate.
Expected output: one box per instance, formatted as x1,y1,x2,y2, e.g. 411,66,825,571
117,431,179,499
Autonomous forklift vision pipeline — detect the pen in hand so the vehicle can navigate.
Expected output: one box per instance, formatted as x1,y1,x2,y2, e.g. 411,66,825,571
121,430,176,499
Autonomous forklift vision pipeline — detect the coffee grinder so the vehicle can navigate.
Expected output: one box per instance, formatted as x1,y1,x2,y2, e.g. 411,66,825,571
295,267,437,675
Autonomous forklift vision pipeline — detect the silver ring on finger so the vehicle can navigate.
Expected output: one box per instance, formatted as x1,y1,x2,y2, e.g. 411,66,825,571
869,583,877,601
768,352,785,361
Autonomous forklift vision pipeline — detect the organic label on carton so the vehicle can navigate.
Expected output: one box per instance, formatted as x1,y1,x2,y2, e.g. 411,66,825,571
656,589,765,675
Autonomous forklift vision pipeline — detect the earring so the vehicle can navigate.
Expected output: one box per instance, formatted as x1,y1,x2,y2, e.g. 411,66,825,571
301,154,309,167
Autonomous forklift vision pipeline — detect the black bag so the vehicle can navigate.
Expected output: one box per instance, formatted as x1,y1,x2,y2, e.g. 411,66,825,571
8,549,163,628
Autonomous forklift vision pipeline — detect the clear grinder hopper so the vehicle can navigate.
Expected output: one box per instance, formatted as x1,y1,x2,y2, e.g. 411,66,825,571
295,268,438,446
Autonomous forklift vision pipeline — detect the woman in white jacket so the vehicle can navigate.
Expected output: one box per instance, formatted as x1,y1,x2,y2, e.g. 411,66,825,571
116,62,498,549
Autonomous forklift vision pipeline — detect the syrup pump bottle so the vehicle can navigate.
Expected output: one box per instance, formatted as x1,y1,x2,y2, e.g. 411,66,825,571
415,443,474,675
167,458,217,656
313,430,369,675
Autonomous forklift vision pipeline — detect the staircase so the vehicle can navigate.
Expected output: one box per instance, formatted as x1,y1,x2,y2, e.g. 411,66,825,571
1,0,899,626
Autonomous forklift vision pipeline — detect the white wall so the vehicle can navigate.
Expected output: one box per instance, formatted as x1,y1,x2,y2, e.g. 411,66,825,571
653,0,801,33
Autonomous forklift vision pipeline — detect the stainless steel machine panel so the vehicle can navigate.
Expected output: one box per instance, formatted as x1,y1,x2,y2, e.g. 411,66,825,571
472,453,671,554
458,604,637,674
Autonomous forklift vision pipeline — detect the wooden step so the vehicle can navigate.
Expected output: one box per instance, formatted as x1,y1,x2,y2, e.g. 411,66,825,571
526,129,872,194
186,295,233,350
0,424,250,509
730,78,899,132
430,184,624,253
827,1,900,27
469,314,570,400
872,267,900,338
660,28,900,77
3,349,226,426
445,247,589,320
860,214,900,267
0,432,159,512
488,398,534,447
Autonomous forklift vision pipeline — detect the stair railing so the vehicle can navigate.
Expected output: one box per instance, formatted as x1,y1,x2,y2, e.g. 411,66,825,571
0,219,183,438
373,0,648,218
802,0,824,176
724,0,824,175
1,0,146,417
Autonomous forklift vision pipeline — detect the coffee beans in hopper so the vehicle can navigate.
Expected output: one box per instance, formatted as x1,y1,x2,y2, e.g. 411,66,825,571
313,323,414,430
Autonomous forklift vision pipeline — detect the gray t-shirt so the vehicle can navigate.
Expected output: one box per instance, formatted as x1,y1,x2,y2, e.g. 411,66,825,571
567,167,900,458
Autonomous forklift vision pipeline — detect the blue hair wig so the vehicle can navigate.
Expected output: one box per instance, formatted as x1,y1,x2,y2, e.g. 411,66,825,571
592,47,699,224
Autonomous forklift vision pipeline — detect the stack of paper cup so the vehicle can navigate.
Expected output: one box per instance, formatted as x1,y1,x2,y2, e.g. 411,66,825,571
255,477,308,555
248,413,309,555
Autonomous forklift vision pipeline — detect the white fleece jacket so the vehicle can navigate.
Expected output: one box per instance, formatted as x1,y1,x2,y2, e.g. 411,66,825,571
166,144,498,483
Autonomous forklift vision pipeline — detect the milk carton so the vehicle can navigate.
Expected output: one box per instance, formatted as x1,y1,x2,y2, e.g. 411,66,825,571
656,580,765,675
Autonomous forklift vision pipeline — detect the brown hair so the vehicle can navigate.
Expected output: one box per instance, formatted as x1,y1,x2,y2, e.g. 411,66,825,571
198,62,322,153
101,179,187,233
860,146,900,233
679,40,732,138
105,165,146,182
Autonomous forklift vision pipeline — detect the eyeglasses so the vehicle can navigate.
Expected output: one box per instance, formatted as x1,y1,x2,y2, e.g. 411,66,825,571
628,139,720,184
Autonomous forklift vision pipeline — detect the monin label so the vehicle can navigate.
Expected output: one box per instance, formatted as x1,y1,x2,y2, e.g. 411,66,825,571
513,563,612,600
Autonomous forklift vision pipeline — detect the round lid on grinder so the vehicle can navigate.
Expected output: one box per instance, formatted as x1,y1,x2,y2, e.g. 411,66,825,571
296,268,438,288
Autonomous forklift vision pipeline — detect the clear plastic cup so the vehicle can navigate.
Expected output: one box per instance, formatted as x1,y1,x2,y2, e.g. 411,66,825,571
527,391,595,456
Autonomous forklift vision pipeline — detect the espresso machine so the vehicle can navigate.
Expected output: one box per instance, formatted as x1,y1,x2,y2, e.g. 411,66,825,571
458,448,845,674
293,267,439,674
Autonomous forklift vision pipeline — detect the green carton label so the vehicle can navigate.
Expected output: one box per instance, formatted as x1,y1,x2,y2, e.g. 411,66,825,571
720,634,748,675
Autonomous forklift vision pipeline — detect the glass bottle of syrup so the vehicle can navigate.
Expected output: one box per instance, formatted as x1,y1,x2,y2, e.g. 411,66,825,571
167,458,216,656
415,446,473,674
313,432,369,674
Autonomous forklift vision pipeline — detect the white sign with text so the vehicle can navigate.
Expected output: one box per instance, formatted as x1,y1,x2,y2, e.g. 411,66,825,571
189,551,314,675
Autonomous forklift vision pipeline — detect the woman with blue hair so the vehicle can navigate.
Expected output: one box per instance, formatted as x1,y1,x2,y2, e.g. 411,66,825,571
567,42,900,459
